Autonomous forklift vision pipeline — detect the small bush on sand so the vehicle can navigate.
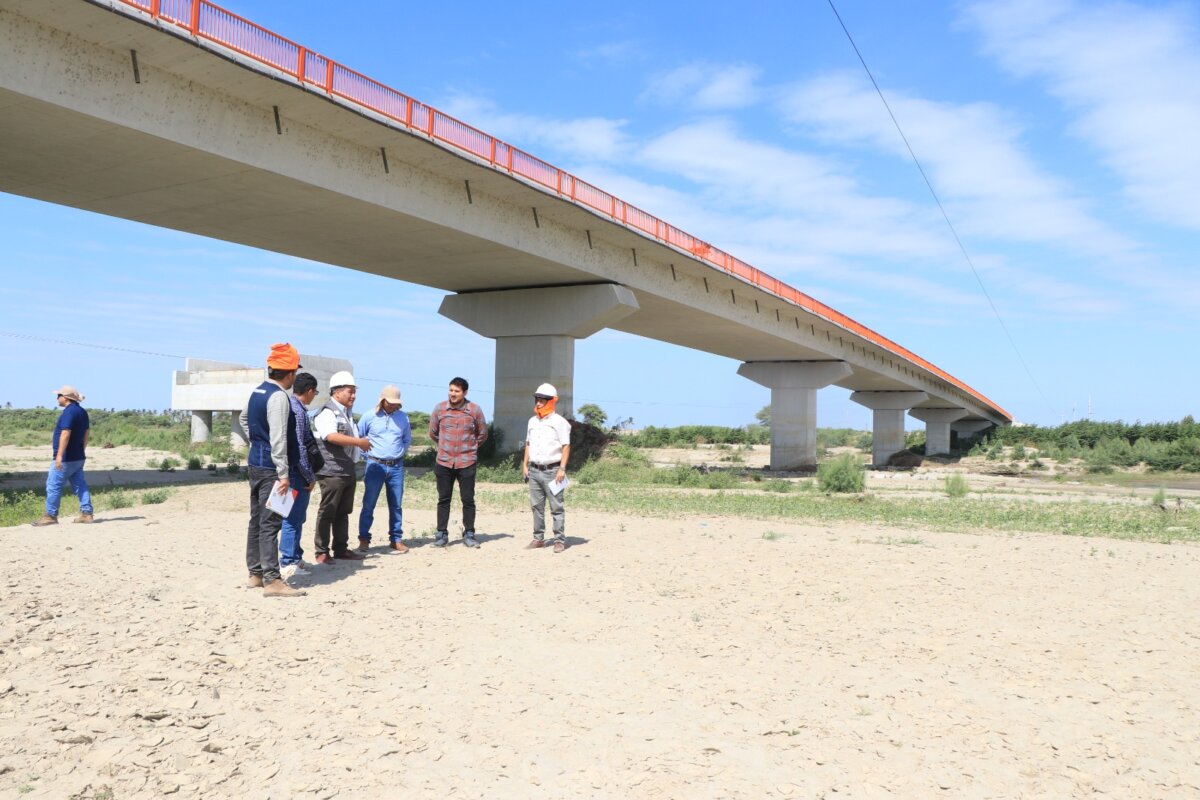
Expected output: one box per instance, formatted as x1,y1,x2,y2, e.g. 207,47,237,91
945,473,969,499
818,454,865,493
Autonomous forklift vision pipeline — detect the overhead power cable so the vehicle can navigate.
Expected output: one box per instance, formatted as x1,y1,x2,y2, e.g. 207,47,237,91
0,331,743,410
825,0,1052,414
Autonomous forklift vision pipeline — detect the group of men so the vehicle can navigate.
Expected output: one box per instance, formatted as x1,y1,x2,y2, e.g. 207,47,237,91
242,343,573,598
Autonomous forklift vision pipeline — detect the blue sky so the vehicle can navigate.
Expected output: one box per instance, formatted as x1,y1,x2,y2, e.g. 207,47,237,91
1,0,1197,428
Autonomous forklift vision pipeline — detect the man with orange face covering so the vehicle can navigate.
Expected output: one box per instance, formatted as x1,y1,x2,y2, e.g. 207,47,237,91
521,383,572,553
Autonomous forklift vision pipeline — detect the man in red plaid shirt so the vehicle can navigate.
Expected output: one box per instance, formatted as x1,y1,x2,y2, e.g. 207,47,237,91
428,376,489,549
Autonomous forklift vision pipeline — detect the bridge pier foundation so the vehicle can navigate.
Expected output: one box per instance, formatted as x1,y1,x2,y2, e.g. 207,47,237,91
908,407,968,456
737,361,852,470
439,284,639,452
190,410,213,444
952,419,994,441
850,391,929,467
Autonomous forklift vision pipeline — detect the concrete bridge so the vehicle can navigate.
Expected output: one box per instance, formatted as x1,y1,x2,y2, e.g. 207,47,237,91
0,0,1009,467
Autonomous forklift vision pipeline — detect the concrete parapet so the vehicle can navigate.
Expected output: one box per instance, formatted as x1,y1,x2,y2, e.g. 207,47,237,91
850,391,929,467
439,284,639,451
737,361,853,470
908,407,969,456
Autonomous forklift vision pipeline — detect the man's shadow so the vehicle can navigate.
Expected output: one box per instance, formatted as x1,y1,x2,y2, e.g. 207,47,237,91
291,559,376,587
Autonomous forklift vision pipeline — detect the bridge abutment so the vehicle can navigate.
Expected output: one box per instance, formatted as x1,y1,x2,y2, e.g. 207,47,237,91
908,407,969,456
737,361,852,470
850,391,929,466
439,284,639,451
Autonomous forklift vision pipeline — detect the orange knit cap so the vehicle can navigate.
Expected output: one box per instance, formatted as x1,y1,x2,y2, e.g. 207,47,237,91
266,342,301,370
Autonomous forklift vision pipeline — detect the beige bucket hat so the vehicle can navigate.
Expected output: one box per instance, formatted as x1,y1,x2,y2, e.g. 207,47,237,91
53,385,84,403
377,384,402,410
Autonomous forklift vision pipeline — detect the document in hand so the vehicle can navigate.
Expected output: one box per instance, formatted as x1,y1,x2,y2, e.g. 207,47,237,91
549,475,570,496
266,481,297,517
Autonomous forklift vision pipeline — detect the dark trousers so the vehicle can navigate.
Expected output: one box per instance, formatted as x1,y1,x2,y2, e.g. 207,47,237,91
434,462,476,533
246,466,282,582
315,475,356,555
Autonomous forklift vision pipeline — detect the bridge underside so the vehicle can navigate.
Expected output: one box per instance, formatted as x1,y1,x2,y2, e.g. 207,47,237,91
0,0,1007,464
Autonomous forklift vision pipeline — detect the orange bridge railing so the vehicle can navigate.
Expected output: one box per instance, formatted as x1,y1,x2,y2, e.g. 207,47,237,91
113,0,1009,421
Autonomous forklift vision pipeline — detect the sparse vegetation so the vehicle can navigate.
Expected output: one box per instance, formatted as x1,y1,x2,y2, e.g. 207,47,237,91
945,473,969,498
817,453,865,494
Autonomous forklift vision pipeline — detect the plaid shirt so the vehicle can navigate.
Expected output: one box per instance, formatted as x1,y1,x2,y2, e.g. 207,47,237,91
429,399,489,468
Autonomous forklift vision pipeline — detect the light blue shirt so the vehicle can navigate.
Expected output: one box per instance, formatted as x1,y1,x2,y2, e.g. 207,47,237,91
359,407,411,461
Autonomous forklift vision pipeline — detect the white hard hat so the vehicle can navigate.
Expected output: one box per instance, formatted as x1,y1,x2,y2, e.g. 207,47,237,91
534,383,557,398
329,371,356,389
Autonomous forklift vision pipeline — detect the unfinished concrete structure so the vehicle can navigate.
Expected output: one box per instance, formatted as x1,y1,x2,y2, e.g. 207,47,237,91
171,354,352,445
0,0,1008,465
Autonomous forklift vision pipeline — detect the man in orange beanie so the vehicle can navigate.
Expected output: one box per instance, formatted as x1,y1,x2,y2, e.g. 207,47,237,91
238,343,307,597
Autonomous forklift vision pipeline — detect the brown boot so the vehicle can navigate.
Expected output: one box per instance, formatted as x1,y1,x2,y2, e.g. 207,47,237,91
31,514,58,527
246,574,264,589
74,512,94,524
263,579,306,598
357,538,371,552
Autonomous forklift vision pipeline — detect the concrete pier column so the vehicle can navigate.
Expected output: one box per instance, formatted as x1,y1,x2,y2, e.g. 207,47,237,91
439,284,639,452
190,410,213,444
908,408,968,456
230,419,248,450
850,391,929,467
737,361,853,470
952,419,994,441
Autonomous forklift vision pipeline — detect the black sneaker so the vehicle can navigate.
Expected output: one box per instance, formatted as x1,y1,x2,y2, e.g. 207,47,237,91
462,531,480,549
432,530,449,548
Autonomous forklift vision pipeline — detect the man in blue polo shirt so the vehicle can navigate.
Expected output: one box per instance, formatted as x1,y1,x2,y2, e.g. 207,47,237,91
357,384,412,553
32,385,93,526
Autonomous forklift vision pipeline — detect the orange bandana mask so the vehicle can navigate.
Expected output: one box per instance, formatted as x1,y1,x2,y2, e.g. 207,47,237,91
535,397,557,419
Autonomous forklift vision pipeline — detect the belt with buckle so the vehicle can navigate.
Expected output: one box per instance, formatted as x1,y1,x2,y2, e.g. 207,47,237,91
368,457,403,467
529,461,559,470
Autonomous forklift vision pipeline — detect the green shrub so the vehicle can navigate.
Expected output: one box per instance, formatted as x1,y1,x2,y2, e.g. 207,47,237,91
817,454,865,493
944,473,969,499
761,479,793,493
142,489,171,505
186,456,203,470
1152,487,1166,506
106,491,133,510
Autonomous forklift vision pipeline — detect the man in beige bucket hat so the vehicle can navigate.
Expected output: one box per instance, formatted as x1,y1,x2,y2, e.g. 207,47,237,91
32,385,93,526
357,385,412,553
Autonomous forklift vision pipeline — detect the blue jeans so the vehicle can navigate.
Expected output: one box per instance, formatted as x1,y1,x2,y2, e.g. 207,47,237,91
279,485,311,566
46,459,91,516
358,460,405,542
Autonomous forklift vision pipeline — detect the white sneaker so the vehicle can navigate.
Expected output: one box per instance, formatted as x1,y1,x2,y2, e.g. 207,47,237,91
280,563,306,580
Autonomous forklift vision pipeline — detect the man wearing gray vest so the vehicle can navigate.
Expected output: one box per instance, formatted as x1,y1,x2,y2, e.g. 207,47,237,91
312,370,371,564
239,343,306,597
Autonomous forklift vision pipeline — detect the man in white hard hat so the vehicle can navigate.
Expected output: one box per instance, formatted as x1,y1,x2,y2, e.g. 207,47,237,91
521,383,572,553
356,385,412,553
312,370,371,564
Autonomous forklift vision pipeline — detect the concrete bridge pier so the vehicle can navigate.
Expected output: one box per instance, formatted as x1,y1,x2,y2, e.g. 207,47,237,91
953,419,994,442
737,361,852,470
439,284,639,452
190,411,213,444
851,391,929,466
908,408,969,456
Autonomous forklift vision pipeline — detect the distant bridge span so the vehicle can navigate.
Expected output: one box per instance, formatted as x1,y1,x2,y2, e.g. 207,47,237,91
0,0,1009,466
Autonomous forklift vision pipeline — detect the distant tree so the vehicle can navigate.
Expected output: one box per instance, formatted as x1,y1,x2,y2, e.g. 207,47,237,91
755,405,771,429
577,403,608,428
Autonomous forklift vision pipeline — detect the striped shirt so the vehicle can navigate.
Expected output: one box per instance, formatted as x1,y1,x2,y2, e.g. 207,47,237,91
429,399,489,468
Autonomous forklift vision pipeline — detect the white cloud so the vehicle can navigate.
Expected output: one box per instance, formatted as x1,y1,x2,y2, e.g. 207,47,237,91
439,95,629,161
779,71,1133,255
641,63,762,110
964,0,1200,229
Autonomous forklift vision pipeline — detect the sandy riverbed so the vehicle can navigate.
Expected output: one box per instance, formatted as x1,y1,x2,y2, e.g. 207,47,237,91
2,473,1199,798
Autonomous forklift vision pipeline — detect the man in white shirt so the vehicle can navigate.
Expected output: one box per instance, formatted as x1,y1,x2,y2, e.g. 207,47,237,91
521,383,572,553
311,370,371,563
